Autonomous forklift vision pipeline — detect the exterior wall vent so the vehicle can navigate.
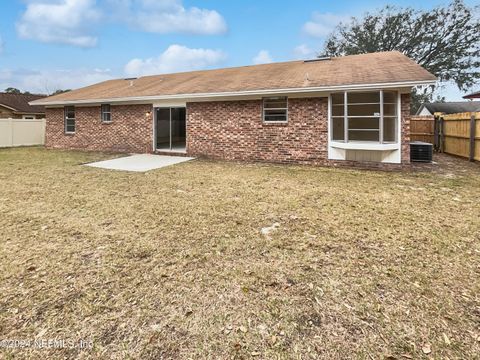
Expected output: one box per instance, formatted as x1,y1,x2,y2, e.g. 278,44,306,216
124,77,137,87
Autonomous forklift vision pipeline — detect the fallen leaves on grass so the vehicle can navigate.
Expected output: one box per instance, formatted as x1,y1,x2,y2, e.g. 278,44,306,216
0,148,479,359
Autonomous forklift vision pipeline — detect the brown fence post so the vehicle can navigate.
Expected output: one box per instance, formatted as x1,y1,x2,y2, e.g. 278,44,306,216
470,113,476,162
439,116,444,153
433,115,439,151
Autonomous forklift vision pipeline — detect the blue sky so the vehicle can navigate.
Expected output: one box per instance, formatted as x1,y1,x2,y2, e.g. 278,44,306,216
0,0,477,98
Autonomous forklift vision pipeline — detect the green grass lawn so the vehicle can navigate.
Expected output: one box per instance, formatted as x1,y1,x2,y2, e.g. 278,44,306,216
0,147,479,359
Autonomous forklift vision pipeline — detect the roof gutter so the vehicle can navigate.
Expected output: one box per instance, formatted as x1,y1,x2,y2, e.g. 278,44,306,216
30,79,437,106
14,111,46,115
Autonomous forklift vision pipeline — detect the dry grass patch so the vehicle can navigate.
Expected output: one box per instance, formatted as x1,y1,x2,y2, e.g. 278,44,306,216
0,147,479,359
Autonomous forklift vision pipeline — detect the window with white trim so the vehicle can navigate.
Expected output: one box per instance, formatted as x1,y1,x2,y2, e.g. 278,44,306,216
263,97,288,122
64,106,75,133
331,91,397,143
101,104,111,123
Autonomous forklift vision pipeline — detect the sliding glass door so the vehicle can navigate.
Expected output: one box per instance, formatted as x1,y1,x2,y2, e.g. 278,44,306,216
171,108,186,150
156,108,170,150
155,107,186,151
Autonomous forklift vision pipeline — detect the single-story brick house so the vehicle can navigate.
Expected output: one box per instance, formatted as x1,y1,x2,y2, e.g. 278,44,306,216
31,51,436,167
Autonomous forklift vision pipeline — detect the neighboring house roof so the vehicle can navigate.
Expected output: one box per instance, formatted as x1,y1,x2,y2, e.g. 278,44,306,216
32,51,436,106
416,101,480,115
0,93,46,114
463,90,480,99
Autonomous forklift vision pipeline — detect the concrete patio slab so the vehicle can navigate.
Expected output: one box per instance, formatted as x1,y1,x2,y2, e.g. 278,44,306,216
85,154,194,172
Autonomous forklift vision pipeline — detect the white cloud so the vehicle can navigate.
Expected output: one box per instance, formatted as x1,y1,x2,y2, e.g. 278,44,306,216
303,12,349,38
16,0,101,47
16,0,227,47
124,44,227,77
0,67,113,94
110,0,227,35
252,50,273,65
293,44,316,59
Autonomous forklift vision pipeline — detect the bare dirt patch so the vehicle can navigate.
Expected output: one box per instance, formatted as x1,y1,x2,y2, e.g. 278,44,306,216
0,148,479,359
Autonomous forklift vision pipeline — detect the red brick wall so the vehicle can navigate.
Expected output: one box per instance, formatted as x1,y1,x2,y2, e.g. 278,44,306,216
187,98,329,165
45,104,153,153
44,94,411,168
187,95,411,167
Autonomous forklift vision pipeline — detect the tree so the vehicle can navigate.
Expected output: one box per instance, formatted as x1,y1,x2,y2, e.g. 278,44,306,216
4,87,22,94
51,89,71,95
3,87,43,96
323,0,480,112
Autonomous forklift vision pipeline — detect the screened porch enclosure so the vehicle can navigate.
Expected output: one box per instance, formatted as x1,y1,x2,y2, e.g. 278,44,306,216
331,91,397,143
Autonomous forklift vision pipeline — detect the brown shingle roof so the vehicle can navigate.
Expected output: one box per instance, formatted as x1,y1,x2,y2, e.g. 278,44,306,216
32,51,436,105
0,93,46,113
463,90,480,99
417,101,480,115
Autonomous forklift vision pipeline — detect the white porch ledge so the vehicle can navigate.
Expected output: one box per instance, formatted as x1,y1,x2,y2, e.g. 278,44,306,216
329,141,399,151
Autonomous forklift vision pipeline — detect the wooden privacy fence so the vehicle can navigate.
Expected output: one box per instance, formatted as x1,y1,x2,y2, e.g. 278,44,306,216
410,115,435,143
0,118,46,148
439,112,480,161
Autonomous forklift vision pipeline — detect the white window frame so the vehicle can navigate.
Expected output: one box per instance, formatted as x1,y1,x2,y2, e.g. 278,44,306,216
330,90,398,144
101,104,112,123
263,97,288,123
22,115,35,120
64,106,75,134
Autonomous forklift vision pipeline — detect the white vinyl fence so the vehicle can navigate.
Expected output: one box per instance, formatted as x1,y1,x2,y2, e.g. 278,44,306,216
0,118,46,147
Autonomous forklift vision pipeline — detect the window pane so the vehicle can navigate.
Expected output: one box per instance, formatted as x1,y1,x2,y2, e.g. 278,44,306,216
348,104,380,117
264,109,287,122
348,117,379,130
383,117,396,142
66,118,75,132
383,91,396,104
101,104,111,122
349,130,379,141
331,93,344,105
332,117,344,141
264,97,287,109
65,106,75,119
330,91,398,144
332,104,344,116
264,101,287,109
348,92,379,104
264,97,287,122
102,112,111,122
383,103,396,116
